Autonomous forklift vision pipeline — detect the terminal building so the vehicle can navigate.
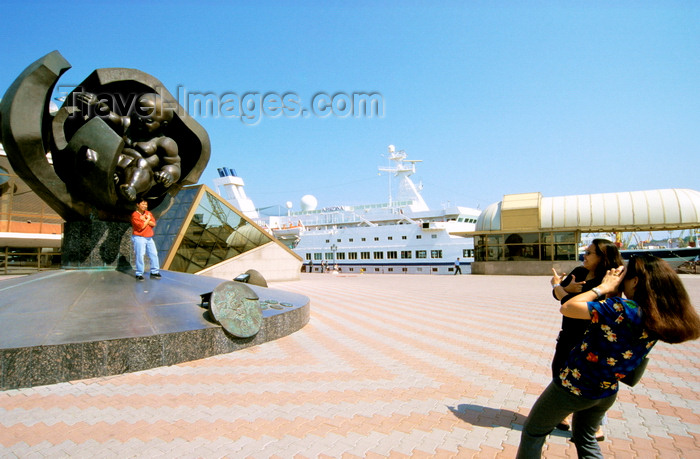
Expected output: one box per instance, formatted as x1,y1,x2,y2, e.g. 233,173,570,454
462,189,700,275
0,144,63,274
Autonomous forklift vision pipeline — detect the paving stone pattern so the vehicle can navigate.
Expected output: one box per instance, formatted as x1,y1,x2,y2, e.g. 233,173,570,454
1,273,698,458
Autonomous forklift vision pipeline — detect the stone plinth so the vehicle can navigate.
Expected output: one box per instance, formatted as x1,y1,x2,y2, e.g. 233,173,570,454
61,221,133,269
0,270,311,390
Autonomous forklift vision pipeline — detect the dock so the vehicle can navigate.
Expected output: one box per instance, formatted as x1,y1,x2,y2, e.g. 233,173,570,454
1,272,698,457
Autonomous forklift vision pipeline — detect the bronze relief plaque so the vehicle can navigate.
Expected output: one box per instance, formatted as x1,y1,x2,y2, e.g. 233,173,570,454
210,281,262,338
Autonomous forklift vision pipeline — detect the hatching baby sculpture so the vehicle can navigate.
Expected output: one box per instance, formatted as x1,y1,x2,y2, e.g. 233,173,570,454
0,50,210,221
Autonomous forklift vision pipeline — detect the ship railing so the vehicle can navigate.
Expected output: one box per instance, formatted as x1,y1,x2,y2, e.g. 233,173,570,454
397,214,418,225
356,214,378,227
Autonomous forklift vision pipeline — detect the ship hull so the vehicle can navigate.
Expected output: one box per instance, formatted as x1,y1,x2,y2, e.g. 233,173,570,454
292,222,474,275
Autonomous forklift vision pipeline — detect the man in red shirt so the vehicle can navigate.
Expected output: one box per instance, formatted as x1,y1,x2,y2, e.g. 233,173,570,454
131,199,160,280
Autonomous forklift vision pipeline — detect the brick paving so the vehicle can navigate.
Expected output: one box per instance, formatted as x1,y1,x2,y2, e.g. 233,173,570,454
0,272,698,458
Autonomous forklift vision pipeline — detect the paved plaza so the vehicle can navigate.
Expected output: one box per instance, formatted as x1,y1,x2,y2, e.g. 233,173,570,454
1,272,698,458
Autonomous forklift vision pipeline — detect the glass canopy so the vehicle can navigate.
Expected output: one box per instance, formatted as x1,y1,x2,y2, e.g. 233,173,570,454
155,185,277,274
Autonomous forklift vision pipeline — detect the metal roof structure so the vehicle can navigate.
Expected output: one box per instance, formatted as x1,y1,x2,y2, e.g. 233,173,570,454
154,185,301,273
475,188,700,233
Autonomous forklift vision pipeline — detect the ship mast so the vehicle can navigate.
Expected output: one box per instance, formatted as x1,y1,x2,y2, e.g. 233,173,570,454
377,145,429,212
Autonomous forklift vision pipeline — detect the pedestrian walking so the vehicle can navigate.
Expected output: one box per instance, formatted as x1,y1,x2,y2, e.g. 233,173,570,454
454,257,462,275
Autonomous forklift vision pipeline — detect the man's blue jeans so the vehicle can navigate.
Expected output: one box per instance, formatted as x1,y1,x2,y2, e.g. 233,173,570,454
132,235,160,276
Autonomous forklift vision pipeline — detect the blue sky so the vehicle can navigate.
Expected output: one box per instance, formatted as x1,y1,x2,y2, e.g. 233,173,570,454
1,1,698,213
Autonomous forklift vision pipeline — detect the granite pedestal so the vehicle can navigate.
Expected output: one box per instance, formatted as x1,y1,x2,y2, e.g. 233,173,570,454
61,220,133,269
0,269,310,390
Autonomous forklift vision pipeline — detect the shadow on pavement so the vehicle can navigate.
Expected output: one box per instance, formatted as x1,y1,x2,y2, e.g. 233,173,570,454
448,404,571,438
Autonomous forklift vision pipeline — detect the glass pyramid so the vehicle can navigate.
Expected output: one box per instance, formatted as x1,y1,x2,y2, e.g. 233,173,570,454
154,185,278,274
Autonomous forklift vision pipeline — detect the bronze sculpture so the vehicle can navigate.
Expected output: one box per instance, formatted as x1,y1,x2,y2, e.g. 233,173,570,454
0,50,210,222
73,91,181,202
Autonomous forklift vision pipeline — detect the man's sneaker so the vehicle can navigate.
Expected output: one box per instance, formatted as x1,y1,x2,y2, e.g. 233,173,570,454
136,275,145,281
150,272,161,279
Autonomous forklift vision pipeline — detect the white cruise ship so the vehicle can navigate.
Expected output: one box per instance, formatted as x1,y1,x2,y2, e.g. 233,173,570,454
214,146,481,275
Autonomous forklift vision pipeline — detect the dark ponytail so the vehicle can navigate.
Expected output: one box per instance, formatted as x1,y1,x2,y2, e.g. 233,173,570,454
628,254,700,344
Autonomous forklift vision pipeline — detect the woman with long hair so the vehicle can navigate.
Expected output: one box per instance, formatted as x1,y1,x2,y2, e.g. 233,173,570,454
518,254,700,458
550,238,623,436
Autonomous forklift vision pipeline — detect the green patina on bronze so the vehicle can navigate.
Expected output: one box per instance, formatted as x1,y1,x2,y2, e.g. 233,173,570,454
210,281,263,338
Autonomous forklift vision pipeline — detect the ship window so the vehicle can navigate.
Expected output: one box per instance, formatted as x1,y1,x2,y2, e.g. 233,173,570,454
336,252,345,260
401,251,412,259
388,236,393,240
325,253,334,260
314,253,322,260
416,235,422,239
373,251,384,259
375,268,380,272
305,253,311,260
337,239,341,242
431,250,443,258
417,267,423,272
374,237,379,241
416,250,427,259
463,249,474,258
361,237,366,242
387,251,397,259
349,252,358,260
402,267,408,272
432,267,438,272
361,252,370,259
388,268,393,272
349,268,354,271
431,234,437,239
325,240,330,243
349,238,354,242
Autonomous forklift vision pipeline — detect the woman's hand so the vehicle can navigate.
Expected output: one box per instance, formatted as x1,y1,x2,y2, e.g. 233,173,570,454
551,269,584,292
598,265,626,295
564,275,585,293
550,268,563,287
561,265,625,319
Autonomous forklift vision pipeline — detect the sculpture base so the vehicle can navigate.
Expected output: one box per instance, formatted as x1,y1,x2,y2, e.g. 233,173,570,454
0,269,310,390
61,220,133,269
